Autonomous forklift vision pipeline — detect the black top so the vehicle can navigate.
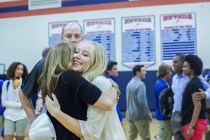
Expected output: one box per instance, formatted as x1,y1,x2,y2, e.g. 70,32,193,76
22,59,45,97
181,77,206,126
22,59,102,140
51,71,101,140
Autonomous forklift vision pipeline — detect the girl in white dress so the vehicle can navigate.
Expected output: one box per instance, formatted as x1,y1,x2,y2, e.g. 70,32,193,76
46,40,126,140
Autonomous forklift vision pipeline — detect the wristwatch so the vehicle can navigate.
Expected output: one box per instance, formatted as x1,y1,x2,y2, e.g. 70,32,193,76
189,125,195,129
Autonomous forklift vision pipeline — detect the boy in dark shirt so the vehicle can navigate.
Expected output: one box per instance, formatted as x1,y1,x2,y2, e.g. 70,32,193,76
181,55,207,140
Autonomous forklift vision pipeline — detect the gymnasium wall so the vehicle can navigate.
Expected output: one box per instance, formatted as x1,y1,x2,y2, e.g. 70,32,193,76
0,0,210,110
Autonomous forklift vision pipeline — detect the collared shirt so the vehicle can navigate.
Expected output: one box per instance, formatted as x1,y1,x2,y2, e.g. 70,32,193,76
198,75,210,99
172,74,188,112
172,74,210,112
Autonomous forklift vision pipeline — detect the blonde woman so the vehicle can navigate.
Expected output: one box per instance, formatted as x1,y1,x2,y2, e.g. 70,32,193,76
45,40,126,140
38,41,118,140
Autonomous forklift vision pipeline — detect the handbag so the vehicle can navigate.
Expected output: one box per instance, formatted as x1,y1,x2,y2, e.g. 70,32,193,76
29,103,56,140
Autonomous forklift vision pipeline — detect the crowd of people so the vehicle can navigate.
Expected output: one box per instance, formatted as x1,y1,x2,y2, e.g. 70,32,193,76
0,21,210,140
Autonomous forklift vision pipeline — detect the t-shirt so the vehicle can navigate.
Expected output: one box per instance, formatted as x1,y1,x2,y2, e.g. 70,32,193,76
50,71,101,140
22,59,45,97
181,77,206,126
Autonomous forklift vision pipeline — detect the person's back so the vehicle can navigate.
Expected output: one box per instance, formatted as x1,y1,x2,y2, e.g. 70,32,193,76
126,77,146,119
51,71,89,140
126,65,152,140
81,76,126,140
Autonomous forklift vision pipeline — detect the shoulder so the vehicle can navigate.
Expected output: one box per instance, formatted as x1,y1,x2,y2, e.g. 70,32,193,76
172,74,177,80
2,80,9,88
191,77,202,85
34,59,45,71
62,70,81,79
92,75,109,83
60,70,89,85
138,79,145,86
0,80,3,87
155,79,167,89
37,59,45,66
92,76,112,91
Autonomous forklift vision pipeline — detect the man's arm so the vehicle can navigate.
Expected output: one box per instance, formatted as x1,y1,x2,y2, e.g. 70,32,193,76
194,75,210,100
19,89,36,123
19,59,45,122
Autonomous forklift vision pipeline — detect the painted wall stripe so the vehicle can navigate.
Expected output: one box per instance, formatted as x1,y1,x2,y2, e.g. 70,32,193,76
0,0,210,18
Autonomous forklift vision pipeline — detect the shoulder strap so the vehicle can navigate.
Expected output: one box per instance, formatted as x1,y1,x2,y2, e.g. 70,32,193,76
40,103,47,114
6,81,10,91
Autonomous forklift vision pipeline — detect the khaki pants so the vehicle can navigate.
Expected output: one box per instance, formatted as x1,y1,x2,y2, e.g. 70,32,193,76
157,120,172,140
127,120,150,140
171,112,184,140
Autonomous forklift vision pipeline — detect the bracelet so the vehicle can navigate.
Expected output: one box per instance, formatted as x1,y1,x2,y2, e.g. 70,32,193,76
189,125,195,129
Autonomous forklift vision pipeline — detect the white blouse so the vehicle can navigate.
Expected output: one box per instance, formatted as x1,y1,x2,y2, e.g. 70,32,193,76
79,76,126,140
2,79,27,121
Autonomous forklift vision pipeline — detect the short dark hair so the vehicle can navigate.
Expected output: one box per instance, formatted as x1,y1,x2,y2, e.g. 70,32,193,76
132,65,144,76
176,54,185,64
185,54,203,76
7,62,28,80
105,61,117,75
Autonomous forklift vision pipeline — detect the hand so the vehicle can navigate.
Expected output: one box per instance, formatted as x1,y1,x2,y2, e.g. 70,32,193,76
187,128,194,138
13,82,20,89
45,94,61,117
35,98,43,115
192,89,206,100
108,79,118,88
108,79,121,96
206,125,210,133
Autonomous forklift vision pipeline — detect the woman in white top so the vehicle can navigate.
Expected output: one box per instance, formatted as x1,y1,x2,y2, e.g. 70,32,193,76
46,40,126,140
2,62,28,140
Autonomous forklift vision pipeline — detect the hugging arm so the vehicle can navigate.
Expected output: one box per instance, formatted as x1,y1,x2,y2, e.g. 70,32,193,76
194,75,210,100
46,77,114,138
93,87,118,111
19,59,45,123
46,94,83,137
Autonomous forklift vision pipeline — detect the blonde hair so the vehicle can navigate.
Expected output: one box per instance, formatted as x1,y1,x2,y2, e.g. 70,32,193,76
78,40,108,82
157,63,172,78
39,41,75,98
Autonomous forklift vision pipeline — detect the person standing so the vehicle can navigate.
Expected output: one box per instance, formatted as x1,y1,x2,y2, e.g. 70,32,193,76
171,54,210,140
19,22,85,123
126,65,152,140
154,63,173,140
2,62,28,140
181,55,207,140
105,60,123,124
